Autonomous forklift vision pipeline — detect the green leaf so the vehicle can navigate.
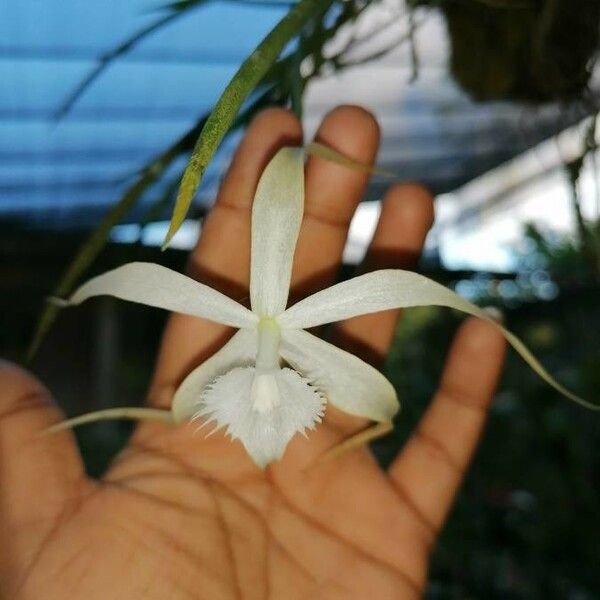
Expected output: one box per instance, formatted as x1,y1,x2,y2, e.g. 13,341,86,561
163,0,334,249
138,85,285,228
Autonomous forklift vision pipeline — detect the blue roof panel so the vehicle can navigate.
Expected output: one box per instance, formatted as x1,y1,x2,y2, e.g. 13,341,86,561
0,1,592,230
0,0,284,227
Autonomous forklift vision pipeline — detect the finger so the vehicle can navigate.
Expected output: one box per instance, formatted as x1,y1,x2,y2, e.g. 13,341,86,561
289,105,380,301
322,185,433,433
331,183,434,367
148,108,302,406
388,318,506,534
0,362,88,567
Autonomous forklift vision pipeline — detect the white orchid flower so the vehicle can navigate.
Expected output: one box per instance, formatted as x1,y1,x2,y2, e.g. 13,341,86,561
49,146,595,468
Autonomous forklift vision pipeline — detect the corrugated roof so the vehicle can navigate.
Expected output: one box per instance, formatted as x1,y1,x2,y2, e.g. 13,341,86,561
0,0,594,228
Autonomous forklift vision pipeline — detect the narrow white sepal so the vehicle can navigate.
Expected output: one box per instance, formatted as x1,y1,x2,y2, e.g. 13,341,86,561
250,147,305,317
172,328,257,422
280,328,398,423
279,269,594,409
66,262,257,329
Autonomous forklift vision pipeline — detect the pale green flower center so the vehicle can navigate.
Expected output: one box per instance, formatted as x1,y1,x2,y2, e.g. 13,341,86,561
252,317,282,413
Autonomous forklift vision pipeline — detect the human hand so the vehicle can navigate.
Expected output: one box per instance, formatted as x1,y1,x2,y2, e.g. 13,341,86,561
0,106,506,599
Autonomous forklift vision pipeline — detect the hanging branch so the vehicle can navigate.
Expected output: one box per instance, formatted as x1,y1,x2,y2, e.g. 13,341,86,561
565,154,597,279
54,2,210,120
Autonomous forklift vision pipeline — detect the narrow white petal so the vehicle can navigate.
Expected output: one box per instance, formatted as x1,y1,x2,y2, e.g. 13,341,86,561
172,328,257,422
280,329,398,423
196,366,324,468
66,262,256,328
280,269,594,409
250,147,305,317
279,270,473,329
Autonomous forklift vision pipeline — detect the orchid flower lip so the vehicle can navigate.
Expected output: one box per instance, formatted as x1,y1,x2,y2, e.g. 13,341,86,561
250,373,281,414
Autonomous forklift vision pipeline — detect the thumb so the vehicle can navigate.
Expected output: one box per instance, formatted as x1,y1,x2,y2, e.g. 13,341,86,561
0,361,88,571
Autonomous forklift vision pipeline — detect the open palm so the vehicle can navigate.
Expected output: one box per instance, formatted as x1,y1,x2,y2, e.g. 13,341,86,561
1,106,505,599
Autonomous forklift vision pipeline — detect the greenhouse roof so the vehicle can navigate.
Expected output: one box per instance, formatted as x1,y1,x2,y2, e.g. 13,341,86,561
0,0,594,229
